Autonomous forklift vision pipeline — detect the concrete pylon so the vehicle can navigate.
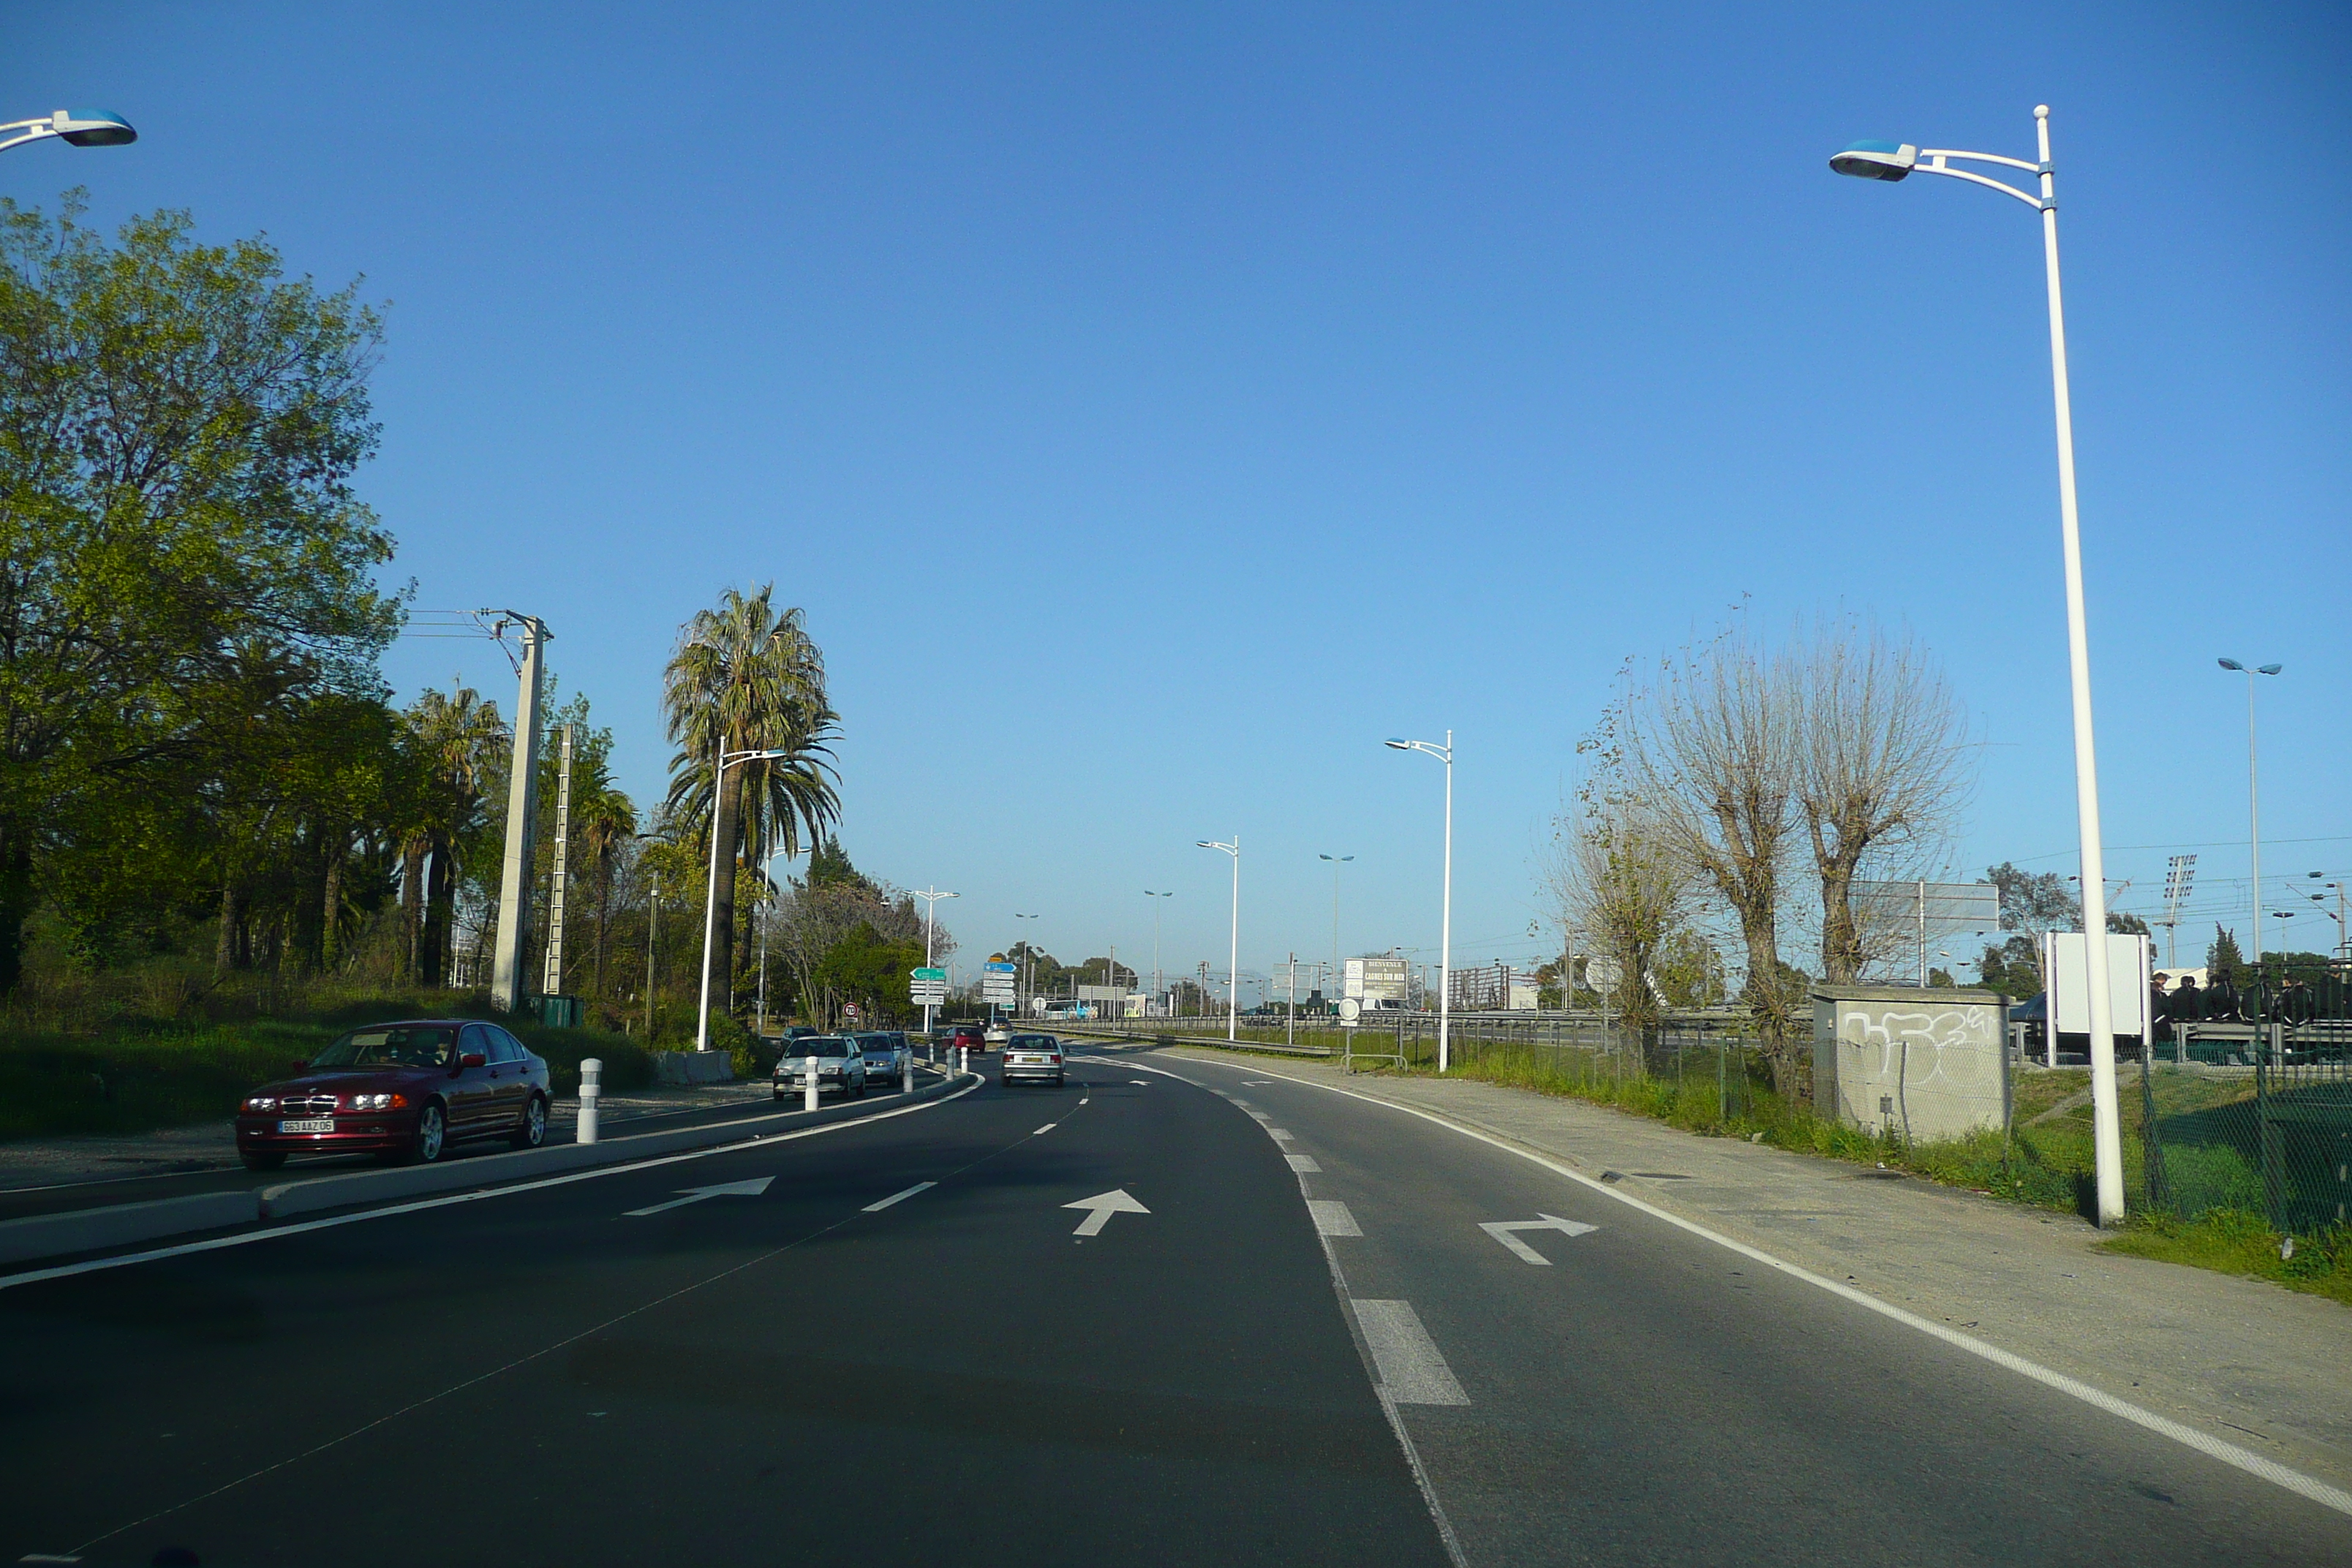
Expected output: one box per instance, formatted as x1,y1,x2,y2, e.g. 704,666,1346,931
489,615,549,1014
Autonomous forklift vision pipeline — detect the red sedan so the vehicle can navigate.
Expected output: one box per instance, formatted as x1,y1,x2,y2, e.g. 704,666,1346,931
234,1019,551,1171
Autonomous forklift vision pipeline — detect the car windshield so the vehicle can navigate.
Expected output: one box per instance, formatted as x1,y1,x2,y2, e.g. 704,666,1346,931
310,1025,458,1068
794,1039,853,1057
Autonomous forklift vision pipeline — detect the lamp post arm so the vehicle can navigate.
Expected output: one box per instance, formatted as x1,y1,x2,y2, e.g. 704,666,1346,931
1912,156,2048,210
0,123,59,153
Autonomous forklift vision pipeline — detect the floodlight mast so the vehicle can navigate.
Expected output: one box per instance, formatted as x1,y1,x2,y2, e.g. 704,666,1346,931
1830,106,2127,1228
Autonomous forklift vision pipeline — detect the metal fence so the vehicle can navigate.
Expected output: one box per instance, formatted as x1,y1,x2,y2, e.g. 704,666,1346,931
2142,976,2352,1235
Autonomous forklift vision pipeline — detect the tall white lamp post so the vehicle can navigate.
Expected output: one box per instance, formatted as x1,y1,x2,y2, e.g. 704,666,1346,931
1196,838,1240,1041
2216,660,2283,968
1831,105,2125,1226
1,109,136,154
695,747,790,1053
1011,912,1039,1019
1385,734,1452,1072
1144,890,1173,1014
911,887,958,1033
1319,853,1354,1013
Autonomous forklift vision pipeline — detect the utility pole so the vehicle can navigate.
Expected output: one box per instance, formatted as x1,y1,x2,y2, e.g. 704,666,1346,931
644,892,658,1040
1287,951,1297,1047
490,613,549,1014
541,725,574,1003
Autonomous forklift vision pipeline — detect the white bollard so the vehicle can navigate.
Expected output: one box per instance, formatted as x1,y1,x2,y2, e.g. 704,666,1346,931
577,1057,600,1145
959,1046,968,1077
902,1054,913,1093
804,1053,819,1113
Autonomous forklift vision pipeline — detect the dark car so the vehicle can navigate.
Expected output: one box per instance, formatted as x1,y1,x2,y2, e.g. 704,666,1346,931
234,1019,551,1171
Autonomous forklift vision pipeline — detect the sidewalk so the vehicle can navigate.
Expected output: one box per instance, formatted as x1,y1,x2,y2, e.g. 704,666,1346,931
0,1080,772,1190
1162,1044,2352,1494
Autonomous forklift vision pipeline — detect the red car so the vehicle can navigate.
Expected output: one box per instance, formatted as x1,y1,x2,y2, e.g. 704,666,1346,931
235,1019,551,1171
941,1023,988,1053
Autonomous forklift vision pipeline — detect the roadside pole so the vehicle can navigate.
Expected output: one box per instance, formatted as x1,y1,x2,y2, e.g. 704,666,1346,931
489,613,549,1014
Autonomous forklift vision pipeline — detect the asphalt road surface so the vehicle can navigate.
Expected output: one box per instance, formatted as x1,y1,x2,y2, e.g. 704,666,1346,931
4,1043,2349,1566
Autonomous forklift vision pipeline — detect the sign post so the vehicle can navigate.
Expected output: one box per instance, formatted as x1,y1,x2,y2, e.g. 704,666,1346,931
981,960,1017,1022
910,967,948,1033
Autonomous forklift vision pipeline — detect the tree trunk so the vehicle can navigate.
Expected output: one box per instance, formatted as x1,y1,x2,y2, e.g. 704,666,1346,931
399,837,426,981
320,839,347,974
1817,849,1862,985
592,852,611,1001
0,818,34,995
1735,900,1802,1100
216,883,244,976
709,752,747,1018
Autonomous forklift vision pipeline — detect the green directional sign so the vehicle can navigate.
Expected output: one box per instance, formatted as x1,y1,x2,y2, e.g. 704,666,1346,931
912,968,946,983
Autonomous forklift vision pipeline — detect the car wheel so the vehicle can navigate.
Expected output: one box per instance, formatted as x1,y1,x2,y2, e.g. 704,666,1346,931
773,1086,787,1101
405,1101,448,1165
853,1076,866,1098
509,1094,547,1150
241,1150,286,1172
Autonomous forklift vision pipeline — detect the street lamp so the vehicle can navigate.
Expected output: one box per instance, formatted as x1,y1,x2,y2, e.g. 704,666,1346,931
1143,891,1173,1015
1012,912,1039,1018
1386,734,1453,1072
2217,659,2283,968
911,888,958,1035
1319,854,1353,1014
1196,838,1240,1041
695,747,791,1054
1831,104,2126,1226
1,109,137,154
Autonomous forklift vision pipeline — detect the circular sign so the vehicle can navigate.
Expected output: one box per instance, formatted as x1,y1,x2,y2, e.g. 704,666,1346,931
1338,997,1362,1023
1584,959,1622,994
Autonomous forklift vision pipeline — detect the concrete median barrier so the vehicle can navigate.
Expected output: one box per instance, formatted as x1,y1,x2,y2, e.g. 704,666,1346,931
0,1189,261,1266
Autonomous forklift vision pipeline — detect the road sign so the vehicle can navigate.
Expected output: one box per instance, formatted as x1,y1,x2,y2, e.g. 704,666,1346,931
912,967,946,982
982,959,1017,1004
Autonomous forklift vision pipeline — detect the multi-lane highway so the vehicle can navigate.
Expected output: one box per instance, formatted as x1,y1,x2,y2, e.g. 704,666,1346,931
4,1043,2349,1566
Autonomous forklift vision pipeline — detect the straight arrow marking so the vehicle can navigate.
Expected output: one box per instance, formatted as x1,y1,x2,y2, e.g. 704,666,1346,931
1063,1188,1150,1237
1479,1213,1599,1264
624,1176,774,1217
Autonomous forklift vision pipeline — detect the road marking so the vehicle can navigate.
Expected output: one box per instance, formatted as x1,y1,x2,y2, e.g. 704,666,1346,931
1243,1080,1273,1085
0,1077,984,1292
1175,1054,2352,1523
1063,1188,1150,1237
1079,1097,1090,1105
1308,1199,1361,1237
1033,1123,1058,1136
623,1176,772,1216
1286,1154,1322,1172
1129,1079,1150,1086
1480,1213,1599,1264
1268,1128,1294,1142
1246,1110,1271,1123
862,1181,936,1213
1352,1300,1469,1406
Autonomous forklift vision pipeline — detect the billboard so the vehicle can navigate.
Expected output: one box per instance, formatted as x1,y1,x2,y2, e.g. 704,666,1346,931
1346,957,1411,1009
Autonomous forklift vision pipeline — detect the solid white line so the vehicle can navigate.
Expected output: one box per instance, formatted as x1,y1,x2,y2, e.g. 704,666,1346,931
1308,1199,1362,1237
1352,1300,1469,1406
0,1079,984,1292
1033,1123,1057,1136
862,1181,936,1213
1175,1052,2352,1522
1286,1154,1322,1173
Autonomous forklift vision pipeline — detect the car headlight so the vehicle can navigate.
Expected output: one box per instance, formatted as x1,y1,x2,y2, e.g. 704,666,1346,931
244,1096,276,1112
347,1093,407,1111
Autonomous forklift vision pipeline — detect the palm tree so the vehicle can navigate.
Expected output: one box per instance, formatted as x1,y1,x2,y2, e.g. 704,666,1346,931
403,685,508,985
573,783,638,1000
662,587,840,1014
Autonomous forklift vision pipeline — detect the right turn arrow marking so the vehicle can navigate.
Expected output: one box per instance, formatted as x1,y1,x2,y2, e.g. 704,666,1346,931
1480,1213,1599,1264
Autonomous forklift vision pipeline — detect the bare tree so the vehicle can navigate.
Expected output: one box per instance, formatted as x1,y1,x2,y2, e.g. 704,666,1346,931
1796,618,1974,984
1615,622,1808,1096
1552,798,1689,1052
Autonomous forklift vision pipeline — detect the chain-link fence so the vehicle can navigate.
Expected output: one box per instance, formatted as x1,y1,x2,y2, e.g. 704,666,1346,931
2143,974,2352,1235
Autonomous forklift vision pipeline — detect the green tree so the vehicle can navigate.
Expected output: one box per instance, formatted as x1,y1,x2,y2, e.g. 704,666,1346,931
663,587,840,1017
2208,924,2244,979
0,193,397,990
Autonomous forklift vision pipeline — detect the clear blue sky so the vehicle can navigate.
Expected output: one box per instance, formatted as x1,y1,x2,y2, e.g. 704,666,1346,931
10,3,2348,995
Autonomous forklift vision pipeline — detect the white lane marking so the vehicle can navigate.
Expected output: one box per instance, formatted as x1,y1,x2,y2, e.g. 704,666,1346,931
623,1176,773,1217
1079,1097,1090,1105
1181,1055,2352,1523
1063,1188,1150,1237
1352,1300,1469,1406
1129,1079,1150,1086
1480,1213,1599,1264
1033,1123,1058,1136
1286,1154,1322,1173
1246,1111,1272,1123
1243,1080,1273,1085
1268,1128,1294,1143
862,1181,936,1213
0,1077,984,1292
1308,1200,1362,1237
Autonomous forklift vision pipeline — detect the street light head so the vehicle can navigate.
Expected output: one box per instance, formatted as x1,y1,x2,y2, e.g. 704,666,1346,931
1384,739,1410,750
1828,140,1917,181
53,109,136,148
2217,657,2244,671
2258,663,2283,676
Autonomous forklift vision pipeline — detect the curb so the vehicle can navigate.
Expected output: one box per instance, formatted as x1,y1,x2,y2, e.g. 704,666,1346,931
0,1069,970,1265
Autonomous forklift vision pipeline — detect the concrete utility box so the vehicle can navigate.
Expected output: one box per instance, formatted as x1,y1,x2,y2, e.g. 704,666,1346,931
1811,984,2010,1142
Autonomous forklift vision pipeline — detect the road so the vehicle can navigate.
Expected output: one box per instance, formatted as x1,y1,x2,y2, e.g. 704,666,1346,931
4,1042,2348,1566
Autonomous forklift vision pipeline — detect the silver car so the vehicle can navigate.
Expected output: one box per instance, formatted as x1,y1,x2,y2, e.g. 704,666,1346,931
857,1030,909,1090
773,1036,868,1100
1000,1033,1065,1088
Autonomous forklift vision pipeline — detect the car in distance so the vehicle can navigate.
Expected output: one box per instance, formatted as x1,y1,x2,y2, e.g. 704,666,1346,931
983,1021,1011,1047
940,1023,987,1054
857,1030,909,1089
1001,1033,1066,1088
234,1019,551,1171
774,1036,867,1100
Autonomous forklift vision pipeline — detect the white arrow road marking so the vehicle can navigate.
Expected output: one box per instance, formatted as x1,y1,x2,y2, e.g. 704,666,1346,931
1063,1188,1150,1237
1352,1300,1469,1406
624,1176,774,1217
1479,1213,1599,1264
862,1181,935,1213
1286,1154,1321,1173
1308,1199,1361,1236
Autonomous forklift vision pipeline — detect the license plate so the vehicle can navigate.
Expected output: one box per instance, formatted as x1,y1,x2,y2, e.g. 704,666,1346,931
278,1117,334,1134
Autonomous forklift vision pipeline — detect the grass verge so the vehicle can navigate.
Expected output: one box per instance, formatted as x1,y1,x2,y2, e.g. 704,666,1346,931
2100,1210,2352,1308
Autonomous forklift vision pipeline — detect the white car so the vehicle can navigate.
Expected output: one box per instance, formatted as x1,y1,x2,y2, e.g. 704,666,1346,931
984,1021,1011,1046
773,1036,867,1099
